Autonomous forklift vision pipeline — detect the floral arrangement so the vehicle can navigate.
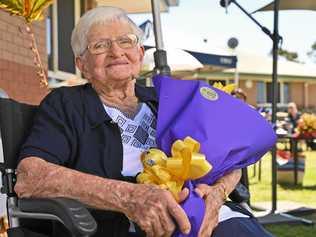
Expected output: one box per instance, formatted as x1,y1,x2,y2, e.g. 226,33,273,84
137,75,276,237
295,113,316,139
137,82,236,202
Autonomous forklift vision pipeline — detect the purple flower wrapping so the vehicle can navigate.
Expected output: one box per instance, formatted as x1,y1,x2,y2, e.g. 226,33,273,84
153,75,276,237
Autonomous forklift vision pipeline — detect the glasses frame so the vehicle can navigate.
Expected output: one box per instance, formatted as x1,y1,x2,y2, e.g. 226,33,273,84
82,33,139,56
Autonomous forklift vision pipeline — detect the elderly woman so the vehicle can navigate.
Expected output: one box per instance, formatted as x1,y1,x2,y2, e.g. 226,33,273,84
14,6,273,237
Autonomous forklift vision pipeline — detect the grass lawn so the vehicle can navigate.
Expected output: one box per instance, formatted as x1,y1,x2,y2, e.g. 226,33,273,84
249,148,316,237
265,213,316,237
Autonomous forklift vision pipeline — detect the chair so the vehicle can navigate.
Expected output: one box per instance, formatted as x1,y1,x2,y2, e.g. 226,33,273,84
229,175,251,212
0,97,97,237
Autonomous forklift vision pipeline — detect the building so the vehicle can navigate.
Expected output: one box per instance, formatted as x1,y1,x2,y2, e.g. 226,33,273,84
0,0,179,104
1,0,315,110
0,11,48,104
194,51,316,111
0,0,94,104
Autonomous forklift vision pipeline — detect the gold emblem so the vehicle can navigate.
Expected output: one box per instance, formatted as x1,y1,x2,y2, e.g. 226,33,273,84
200,87,218,101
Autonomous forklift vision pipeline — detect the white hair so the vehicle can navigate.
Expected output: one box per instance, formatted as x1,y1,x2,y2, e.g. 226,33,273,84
71,6,144,57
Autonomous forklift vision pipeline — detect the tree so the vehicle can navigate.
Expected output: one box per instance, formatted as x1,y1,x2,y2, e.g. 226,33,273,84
307,41,316,63
277,48,299,62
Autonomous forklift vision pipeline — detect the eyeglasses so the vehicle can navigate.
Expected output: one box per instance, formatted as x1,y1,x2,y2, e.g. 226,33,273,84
86,34,139,55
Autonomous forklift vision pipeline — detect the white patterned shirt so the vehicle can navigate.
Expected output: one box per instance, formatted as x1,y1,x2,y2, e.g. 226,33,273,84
103,103,156,176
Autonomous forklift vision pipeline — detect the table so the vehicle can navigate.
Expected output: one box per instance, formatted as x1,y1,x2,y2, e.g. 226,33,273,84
277,134,312,185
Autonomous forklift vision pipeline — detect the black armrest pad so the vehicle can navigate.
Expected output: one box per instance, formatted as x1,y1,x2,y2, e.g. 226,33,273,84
19,197,97,236
7,227,48,237
229,183,250,203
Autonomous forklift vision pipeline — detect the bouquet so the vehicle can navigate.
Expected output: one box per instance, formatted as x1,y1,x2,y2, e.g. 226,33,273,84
295,113,316,139
138,75,276,237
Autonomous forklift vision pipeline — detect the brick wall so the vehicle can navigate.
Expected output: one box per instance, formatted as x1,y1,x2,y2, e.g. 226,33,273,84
307,83,316,109
289,82,304,108
0,11,49,105
238,80,257,106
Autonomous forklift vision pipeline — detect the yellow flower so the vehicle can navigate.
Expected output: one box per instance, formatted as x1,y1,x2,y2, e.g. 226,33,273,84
297,113,316,134
212,82,236,94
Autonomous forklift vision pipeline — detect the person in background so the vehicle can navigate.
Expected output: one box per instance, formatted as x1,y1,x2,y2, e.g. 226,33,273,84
287,102,301,133
231,88,247,102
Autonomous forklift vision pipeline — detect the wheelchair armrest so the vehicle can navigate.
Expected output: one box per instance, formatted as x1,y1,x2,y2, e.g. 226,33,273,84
228,183,250,203
16,197,97,236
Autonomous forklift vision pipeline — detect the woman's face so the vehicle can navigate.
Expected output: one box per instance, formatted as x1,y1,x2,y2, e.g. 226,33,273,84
77,21,144,84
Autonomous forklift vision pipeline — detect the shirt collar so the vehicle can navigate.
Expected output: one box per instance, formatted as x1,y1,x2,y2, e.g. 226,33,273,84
83,83,158,128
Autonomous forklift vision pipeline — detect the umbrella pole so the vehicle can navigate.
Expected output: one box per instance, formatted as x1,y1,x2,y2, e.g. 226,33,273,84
220,0,315,225
224,0,280,213
271,0,280,214
151,0,171,76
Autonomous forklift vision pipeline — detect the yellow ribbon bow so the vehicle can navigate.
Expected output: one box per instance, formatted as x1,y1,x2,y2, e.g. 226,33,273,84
137,137,212,201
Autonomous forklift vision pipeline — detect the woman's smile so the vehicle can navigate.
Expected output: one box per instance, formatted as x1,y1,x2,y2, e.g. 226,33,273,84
106,59,129,68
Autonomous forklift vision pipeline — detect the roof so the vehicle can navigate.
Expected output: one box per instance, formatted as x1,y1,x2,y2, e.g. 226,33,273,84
143,46,237,72
225,50,316,78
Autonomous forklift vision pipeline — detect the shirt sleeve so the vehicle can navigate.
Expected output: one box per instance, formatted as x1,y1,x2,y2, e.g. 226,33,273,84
19,90,79,166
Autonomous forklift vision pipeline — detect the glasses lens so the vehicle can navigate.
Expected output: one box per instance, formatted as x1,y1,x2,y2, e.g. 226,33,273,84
88,39,111,54
117,34,138,49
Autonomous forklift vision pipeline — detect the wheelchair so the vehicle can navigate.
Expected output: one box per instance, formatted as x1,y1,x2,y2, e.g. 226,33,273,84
0,97,250,236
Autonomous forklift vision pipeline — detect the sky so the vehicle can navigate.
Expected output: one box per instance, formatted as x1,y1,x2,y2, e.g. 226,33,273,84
128,0,316,64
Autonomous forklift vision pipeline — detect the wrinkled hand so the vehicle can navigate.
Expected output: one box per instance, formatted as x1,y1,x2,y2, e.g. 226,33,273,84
195,184,226,237
124,184,190,237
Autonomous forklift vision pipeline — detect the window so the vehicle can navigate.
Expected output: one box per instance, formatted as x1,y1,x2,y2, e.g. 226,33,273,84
57,0,75,74
256,81,289,105
283,82,290,104
46,7,53,71
266,82,281,103
256,81,266,103
47,0,83,86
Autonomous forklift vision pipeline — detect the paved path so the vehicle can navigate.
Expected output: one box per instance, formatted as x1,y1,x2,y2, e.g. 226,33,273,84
252,201,316,217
